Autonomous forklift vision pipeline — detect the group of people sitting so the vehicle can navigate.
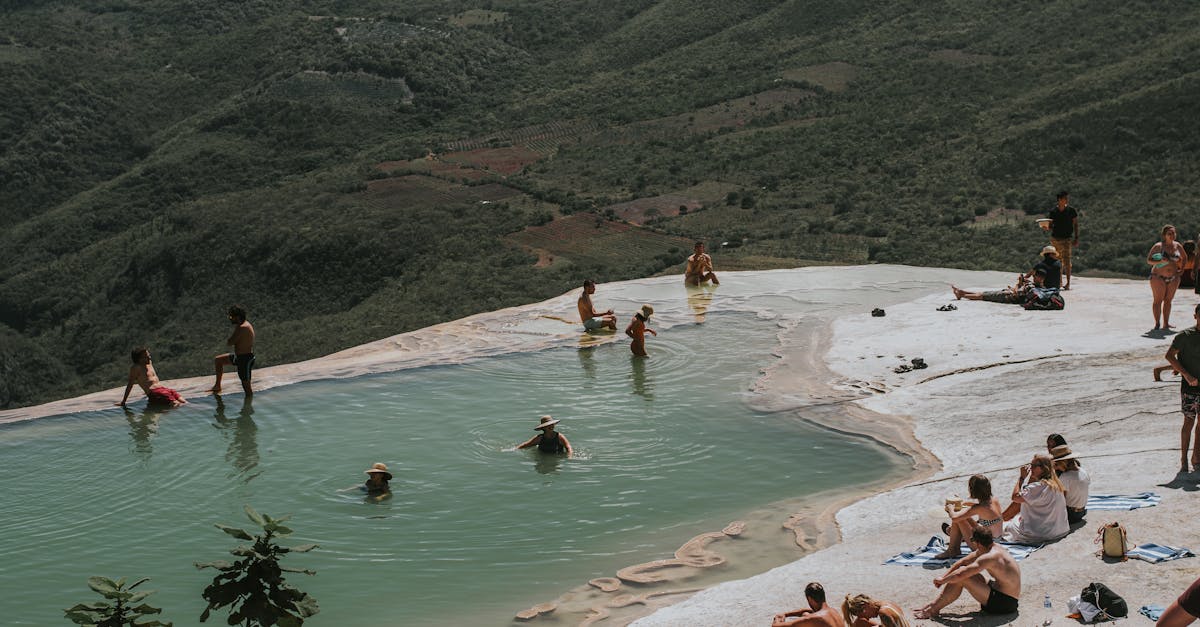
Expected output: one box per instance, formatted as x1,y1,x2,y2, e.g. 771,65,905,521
950,245,1065,310
774,434,1091,623
773,583,909,627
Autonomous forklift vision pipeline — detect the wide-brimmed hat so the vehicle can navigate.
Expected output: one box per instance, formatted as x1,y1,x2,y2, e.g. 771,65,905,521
639,304,654,319
535,415,560,430
1050,445,1079,461
1041,245,1059,257
364,462,393,480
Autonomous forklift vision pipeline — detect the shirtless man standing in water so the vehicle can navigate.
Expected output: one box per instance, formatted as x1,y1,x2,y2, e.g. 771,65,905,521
578,279,617,331
118,347,187,408
211,304,256,396
914,526,1021,619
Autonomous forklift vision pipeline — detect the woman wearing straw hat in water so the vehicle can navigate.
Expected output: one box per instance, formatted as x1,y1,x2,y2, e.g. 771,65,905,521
517,416,573,457
361,462,392,502
625,305,657,357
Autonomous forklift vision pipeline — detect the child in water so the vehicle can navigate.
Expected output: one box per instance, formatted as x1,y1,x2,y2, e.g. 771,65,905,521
625,305,657,356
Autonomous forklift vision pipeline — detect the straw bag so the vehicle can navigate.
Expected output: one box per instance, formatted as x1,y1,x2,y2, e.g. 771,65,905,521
1094,522,1128,560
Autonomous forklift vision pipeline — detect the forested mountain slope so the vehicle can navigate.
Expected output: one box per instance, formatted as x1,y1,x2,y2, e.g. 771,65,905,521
3,0,1198,407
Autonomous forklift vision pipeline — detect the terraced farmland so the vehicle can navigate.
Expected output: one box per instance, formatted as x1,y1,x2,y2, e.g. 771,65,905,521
505,213,693,268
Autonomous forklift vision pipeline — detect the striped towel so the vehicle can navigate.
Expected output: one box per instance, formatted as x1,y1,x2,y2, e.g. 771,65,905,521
885,536,1043,566
1086,492,1160,510
1139,605,1166,621
1127,543,1194,563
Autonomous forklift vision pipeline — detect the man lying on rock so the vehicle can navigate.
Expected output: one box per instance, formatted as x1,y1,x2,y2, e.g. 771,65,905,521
951,268,1060,308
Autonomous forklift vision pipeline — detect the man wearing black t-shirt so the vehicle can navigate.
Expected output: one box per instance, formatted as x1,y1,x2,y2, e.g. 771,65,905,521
1165,303,1200,473
1047,191,1079,290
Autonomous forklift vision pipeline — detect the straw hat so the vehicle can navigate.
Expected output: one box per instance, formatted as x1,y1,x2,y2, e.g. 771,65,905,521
534,415,560,430
1050,444,1079,461
364,462,393,481
1041,245,1058,257
639,304,654,319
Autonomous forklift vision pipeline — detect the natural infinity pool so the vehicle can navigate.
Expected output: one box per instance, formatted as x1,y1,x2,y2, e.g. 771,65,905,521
0,312,901,625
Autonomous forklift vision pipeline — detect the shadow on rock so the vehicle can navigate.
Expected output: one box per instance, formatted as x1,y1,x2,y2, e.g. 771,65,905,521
1157,471,1200,491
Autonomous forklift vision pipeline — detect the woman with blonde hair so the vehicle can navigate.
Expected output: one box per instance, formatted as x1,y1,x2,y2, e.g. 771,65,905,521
1001,454,1068,544
842,593,910,627
1149,224,1187,330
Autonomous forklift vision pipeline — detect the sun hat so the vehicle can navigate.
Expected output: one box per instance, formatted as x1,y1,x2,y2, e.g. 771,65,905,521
534,415,560,430
639,304,654,319
1041,245,1058,257
1050,444,1079,461
364,462,393,480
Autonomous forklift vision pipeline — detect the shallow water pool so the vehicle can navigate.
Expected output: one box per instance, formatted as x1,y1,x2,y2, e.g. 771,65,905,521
0,312,901,625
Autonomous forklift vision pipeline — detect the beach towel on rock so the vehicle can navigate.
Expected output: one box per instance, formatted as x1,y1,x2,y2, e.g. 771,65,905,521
1086,492,1160,510
1127,543,1194,564
1139,605,1165,621
884,536,1043,566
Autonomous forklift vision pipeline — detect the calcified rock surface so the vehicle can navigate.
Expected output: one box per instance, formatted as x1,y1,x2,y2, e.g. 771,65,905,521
636,272,1200,626
12,266,1197,627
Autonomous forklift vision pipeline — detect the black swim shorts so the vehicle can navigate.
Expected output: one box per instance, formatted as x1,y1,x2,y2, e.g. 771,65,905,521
981,585,1019,614
226,352,256,381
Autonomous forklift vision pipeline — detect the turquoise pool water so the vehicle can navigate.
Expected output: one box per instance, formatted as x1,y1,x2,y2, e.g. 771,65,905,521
0,313,901,625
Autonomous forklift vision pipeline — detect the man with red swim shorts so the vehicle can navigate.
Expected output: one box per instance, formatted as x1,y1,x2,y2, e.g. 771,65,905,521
117,347,187,408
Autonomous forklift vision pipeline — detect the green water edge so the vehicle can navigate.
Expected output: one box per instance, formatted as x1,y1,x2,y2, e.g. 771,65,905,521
0,312,908,626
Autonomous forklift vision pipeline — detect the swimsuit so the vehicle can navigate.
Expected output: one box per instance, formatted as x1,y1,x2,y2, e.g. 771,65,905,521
978,516,1003,531
982,582,1019,614
536,431,566,454
146,386,184,405
226,353,256,381
583,317,603,331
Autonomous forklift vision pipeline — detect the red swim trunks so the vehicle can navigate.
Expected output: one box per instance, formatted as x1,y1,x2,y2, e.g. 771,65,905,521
147,386,184,405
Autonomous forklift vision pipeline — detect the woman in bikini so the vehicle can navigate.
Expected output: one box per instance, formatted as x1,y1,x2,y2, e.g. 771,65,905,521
1149,224,1187,331
933,474,1004,559
842,593,911,627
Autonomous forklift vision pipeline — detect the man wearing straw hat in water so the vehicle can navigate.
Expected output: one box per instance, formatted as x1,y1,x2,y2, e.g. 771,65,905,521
625,305,657,357
517,416,573,457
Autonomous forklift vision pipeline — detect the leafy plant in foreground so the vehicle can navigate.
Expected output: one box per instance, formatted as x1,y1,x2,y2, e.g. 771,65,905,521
64,576,171,627
196,505,319,626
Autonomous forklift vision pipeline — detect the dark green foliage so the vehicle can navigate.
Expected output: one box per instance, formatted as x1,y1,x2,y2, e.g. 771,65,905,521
64,576,171,627
4,1,1200,408
196,505,319,627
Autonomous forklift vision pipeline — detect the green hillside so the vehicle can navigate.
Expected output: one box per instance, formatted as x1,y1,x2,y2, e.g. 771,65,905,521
3,0,1199,408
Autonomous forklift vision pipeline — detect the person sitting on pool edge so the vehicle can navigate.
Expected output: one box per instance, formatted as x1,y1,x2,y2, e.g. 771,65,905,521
685,241,720,286
773,582,844,626
626,304,657,357
577,279,617,332
117,347,188,408
517,415,573,457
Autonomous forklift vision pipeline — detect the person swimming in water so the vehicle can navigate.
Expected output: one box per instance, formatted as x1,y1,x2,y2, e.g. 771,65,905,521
362,462,392,502
517,415,573,457
625,304,657,357
117,347,187,408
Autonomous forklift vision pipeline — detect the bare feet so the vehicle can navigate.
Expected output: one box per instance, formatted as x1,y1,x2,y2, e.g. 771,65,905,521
951,286,965,300
932,550,961,560
913,605,939,620
210,385,222,394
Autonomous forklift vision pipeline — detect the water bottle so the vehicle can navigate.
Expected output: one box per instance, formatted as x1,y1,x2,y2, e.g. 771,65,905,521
1044,594,1052,609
